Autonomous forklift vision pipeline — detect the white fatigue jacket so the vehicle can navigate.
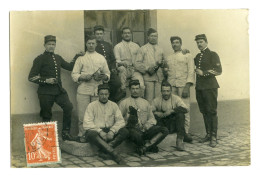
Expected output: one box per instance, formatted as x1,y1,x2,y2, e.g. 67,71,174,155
114,40,140,66
83,100,125,134
166,51,195,87
135,43,165,82
151,94,188,113
71,51,110,96
119,97,156,132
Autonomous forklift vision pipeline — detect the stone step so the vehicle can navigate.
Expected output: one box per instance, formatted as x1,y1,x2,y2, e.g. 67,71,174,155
60,134,177,157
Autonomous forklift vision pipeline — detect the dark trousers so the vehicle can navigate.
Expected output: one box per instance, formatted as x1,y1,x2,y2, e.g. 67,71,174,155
196,88,218,137
128,125,169,147
108,72,121,102
155,113,185,138
38,92,73,131
85,128,129,151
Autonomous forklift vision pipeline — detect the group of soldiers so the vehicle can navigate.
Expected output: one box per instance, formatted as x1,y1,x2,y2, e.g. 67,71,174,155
28,25,222,165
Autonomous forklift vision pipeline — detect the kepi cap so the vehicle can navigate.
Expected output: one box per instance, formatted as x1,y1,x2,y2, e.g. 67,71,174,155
44,35,56,44
195,34,207,42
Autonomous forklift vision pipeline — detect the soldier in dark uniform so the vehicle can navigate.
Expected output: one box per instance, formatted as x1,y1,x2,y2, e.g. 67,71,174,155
93,25,124,102
28,35,82,141
194,34,222,147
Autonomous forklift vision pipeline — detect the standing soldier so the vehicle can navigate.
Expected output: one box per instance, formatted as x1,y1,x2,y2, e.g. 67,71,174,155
194,34,222,147
93,25,123,102
165,36,195,143
72,35,110,143
114,27,145,97
28,35,82,141
135,28,166,102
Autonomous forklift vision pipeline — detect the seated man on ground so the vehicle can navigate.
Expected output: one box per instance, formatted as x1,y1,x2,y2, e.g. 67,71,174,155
151,80,188,151
119,80,169,156
83,84,129,165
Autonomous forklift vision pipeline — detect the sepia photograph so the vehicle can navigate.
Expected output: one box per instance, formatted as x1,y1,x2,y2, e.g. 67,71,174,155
10,8,250,169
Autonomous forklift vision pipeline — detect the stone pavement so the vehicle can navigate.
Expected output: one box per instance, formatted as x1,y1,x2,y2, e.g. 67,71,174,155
11,124,250,167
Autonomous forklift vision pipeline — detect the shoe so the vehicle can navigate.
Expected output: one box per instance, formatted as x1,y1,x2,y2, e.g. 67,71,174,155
199,134,210,143
209,136,217,148
183,133,193,143
147,146,159,153
111,151,126,165
176,138,185,151
98,151,112,160
62,131,76,141
76,136,87,143
136,146,146,156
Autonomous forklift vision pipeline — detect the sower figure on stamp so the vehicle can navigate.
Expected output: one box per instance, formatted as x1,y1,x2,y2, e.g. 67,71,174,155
114,27,145,98
165,36,195,143
72,35,110,143
119,80,169,156
194,34,222,147
94,25,123,102
135,28,167,103
28,35,83,141
83,84,128,165
151,81,188,151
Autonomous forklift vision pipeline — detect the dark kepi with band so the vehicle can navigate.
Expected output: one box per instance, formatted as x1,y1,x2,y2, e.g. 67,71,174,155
44,35,56,44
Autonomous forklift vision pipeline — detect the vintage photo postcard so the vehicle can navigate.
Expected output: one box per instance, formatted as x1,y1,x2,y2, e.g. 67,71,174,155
10,9,249,168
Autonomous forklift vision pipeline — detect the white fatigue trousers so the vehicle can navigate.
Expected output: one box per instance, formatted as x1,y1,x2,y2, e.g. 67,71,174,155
144,81,161,103
172,86,191,134
76,93,98,137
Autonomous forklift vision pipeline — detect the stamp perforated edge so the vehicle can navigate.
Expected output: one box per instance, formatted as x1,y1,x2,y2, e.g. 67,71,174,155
23,121,61,167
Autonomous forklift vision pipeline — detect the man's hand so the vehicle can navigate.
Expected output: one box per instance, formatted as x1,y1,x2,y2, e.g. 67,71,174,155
195,69,203,76
163,110,174,117
182,85,190,98
99,131,108,141
77,51,85,56
46,78,57,84
182,49,190,54
136,65,146,74
106,131,115,142
154,112,164,118
147,66,158,76
79,74,92,82
118,62,128,68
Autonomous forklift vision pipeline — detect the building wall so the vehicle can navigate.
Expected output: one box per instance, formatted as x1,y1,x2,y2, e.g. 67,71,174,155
10,11,85,114
10,10,249,115
157,9,249,102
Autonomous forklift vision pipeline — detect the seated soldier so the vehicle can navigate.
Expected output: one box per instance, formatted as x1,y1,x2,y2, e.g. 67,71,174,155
119,80,169,156
83,84,129,165
151,81,188,151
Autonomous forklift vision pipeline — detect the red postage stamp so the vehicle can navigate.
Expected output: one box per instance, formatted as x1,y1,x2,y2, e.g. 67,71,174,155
23,121,61,167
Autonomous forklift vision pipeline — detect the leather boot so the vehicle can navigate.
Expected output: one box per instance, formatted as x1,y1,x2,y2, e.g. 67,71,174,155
94,136,125,165
183,133,193,143
144,132,165,152
199,133,211,143
209,136,217,148
109,134,125,148
176,137,185,151
199,114,211,143
62,130,76,141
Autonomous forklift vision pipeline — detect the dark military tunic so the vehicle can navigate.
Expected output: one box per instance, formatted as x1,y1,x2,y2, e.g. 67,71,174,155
96,41,121,102
194,48,222,90
28,51,78,130
96,41,117,70
194,48,222,138
28,51,77,95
